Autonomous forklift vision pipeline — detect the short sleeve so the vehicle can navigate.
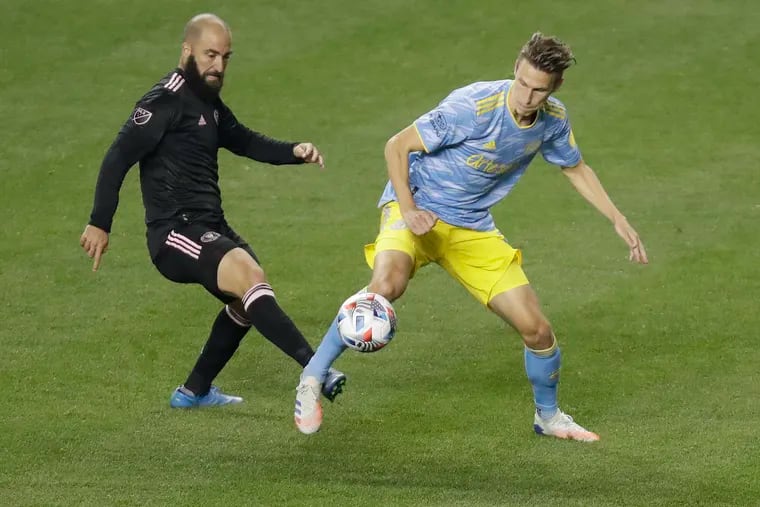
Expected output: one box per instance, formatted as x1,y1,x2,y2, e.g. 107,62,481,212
541,114,582,168
412,89,478,153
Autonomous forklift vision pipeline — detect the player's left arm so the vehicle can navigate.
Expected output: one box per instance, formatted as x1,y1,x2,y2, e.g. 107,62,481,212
542,107,648,264
217,103,324,167
561,160,649,264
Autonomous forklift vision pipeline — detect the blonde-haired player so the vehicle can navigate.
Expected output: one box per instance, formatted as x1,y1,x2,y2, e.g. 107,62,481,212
295,33,648,439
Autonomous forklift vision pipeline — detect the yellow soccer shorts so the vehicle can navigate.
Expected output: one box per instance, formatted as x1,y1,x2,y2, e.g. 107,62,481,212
363,202,529,305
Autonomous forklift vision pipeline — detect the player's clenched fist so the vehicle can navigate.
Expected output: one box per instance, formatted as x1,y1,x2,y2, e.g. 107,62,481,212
402,208,438,236
293,142,324,169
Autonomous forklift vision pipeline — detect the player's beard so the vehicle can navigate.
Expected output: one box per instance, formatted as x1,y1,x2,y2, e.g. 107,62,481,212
184,54,224,103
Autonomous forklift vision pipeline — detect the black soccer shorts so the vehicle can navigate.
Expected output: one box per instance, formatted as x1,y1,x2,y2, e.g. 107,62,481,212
149,220,259,303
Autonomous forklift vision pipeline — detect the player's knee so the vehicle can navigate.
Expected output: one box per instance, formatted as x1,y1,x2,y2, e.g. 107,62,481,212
521,320,555,350
218,248,267,297
368,273,407,302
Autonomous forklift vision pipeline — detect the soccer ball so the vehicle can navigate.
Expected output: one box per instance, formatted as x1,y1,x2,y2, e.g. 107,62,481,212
337,292,397,353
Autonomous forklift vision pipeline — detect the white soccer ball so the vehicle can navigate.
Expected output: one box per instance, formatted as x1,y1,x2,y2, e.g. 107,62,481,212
337,292,397,353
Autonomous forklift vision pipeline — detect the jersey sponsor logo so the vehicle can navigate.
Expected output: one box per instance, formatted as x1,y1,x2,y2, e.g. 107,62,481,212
482,140,496,151
200,231,221,243
132,107,153,125
213,109,219,125
430,111,448,138
198,115,207,126
465,154,519,175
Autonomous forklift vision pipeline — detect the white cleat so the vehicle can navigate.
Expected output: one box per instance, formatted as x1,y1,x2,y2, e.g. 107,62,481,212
533,410,600,442
295,376,323,434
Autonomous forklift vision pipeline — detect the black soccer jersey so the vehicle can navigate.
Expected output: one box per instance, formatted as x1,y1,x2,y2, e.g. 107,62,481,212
88,68,302,233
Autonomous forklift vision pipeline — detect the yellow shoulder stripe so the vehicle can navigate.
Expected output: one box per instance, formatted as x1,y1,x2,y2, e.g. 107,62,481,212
476,92,506,116
544,101,565,111
475,92,504,108
543,102,566,119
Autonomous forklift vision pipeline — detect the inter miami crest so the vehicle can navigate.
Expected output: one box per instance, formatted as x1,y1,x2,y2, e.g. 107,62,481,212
200,231,221,243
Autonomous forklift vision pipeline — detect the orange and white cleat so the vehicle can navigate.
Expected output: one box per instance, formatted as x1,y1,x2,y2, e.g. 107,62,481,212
533,410,600,442
295,376,323,434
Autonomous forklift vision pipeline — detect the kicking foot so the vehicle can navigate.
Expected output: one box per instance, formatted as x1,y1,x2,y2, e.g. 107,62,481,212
295,376,323,434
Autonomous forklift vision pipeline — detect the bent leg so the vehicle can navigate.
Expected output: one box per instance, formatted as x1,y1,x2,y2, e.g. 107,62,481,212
489,285,559,419
303,249,414,382
218,247,314,367
182,302,252,396
296,249,414,434
435,227,563,419
490,285,599,441
368,249,415,302
152,225,253,403
296,201,425,434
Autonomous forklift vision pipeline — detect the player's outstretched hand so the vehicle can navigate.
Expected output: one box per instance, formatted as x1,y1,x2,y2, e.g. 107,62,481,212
614,218,648,264
80,224,110,272
293,142,324,169
402,207,438,236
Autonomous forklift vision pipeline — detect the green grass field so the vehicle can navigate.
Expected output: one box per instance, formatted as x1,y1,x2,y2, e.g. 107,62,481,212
2,0,759,505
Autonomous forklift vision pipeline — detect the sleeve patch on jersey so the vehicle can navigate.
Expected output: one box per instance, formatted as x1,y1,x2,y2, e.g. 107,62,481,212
430,111,448,138
132,107,153,125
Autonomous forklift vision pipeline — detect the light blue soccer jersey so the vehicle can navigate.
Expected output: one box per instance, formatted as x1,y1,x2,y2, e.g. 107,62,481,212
378,80,582,231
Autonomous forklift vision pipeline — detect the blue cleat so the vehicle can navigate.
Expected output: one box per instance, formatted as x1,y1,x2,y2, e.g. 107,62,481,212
169,385,243,408
321,368,347,402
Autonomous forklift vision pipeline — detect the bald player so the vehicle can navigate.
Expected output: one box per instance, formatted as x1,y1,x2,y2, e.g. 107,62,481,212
80,13,347,408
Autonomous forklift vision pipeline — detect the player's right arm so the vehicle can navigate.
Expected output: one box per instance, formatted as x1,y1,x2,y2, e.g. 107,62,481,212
81,94,178,271
384,126,437,235
387,87,479,235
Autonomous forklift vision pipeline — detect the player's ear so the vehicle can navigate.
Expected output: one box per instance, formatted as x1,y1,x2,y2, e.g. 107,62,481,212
513,58,520,76
552,76,564,92
181,42,192,59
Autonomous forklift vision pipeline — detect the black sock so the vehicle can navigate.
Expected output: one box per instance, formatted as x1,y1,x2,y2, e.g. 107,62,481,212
184,306,251,396
242,283,314,367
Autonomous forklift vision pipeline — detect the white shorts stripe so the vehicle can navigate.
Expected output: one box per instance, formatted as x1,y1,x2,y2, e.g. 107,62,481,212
168,230,202,253
165,238,200,259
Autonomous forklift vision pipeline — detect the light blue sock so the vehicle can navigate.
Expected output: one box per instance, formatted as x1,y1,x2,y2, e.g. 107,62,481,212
303,316,347,383
524,343,561,420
